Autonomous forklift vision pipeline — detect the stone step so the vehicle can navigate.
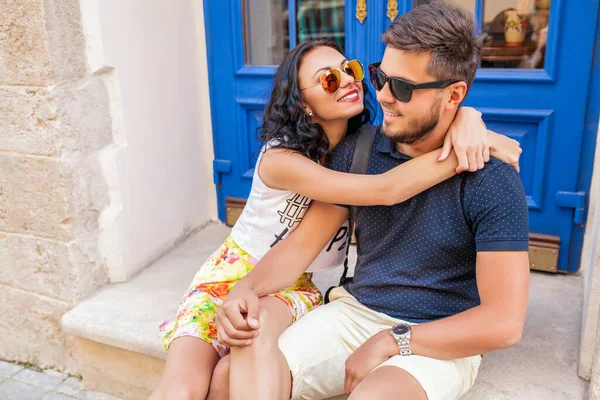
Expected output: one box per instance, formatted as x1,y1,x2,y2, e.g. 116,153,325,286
62,222,587,399
61,223,353,399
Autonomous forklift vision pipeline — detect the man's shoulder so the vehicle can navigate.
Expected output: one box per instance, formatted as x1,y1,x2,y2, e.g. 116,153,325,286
334,124,382,154
461,159,529,249
332,130,359,155
463,158,520,189
328,125,382,171
461,158,527,215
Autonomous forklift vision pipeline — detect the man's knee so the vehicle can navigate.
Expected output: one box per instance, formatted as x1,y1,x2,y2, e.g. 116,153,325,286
207,355,230,400
152,380,206,400
348,366,427,400
348,384,389,400
349,384,426,400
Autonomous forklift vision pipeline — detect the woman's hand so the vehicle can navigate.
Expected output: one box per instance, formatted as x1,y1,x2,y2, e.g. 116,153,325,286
215,281,261,347
438,107,490,173
488,130,522,172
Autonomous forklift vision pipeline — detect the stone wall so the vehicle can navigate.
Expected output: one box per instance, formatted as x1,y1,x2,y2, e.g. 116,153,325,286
581,143,600,383
583,120,600,398
0,0,216,372
0,0,111,371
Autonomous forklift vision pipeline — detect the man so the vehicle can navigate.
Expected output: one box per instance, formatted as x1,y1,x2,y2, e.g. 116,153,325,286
218,2,530,399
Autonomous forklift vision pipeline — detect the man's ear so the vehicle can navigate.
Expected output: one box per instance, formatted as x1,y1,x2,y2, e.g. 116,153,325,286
447,82,468,108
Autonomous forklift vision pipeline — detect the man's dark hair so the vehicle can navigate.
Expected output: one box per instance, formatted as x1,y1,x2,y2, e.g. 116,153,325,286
381,0,483,90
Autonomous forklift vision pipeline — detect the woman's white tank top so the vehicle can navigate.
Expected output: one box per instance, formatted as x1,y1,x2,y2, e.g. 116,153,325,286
231,147,349,272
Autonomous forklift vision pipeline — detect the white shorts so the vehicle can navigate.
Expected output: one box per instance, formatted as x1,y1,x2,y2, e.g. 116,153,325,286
278,286,482,400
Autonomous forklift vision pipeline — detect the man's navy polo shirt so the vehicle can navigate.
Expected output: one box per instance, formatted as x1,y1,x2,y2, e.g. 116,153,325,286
328,127,529,323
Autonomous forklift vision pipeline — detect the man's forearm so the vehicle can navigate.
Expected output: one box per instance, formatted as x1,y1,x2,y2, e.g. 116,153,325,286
375,253,529,360
375,305,524,360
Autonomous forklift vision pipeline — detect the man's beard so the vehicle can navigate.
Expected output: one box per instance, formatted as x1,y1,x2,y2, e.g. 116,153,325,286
381,97,442,145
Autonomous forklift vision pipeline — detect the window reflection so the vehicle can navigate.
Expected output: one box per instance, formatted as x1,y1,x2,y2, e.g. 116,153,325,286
414,0,476,15
244,0,289,65
481,0,549,69
297,0,345,53
244,0,345,66
414,1,550,70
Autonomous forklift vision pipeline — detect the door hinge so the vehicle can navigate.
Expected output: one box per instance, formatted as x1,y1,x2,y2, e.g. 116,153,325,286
213,159,232,186
556,191,586,225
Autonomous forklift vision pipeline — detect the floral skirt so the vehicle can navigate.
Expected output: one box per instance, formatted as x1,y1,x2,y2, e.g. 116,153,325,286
159,234,323,358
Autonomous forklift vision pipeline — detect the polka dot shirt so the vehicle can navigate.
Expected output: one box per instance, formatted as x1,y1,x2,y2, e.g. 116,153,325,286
327,128,530,323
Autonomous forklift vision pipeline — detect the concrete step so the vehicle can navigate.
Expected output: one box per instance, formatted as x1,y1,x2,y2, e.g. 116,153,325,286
61,223,229,399
61,223,353,399
62,223,587,399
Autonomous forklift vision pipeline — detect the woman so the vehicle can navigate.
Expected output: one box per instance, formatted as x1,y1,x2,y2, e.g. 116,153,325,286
150,39,520,400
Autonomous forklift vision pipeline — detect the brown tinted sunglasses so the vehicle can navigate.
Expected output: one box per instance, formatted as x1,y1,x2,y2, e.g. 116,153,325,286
300,59,365,94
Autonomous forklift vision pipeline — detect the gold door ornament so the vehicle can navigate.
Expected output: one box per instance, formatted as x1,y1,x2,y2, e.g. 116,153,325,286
356,0,367,24
387,0,398,22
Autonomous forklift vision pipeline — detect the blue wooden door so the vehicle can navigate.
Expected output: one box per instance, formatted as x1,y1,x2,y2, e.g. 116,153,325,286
205,0,600,273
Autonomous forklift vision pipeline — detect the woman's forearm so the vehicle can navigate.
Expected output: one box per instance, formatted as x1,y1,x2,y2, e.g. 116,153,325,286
261,148,459,207
379,150,459,206
243,243,315,297
241,201,349,297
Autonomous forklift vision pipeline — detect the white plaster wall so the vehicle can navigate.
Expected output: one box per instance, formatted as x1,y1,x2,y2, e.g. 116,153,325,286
580,122,600,380
90,0,216,280
193,1,218,224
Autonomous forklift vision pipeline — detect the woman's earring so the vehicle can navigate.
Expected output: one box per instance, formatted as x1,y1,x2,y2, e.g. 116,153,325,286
307,111,315,117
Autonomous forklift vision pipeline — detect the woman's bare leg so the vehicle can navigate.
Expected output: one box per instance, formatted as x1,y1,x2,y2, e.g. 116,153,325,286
229,297,294,400
150,337,220,400
207,355,231,400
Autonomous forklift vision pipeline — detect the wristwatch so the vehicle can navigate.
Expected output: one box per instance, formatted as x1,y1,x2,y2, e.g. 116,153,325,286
390,323,412,356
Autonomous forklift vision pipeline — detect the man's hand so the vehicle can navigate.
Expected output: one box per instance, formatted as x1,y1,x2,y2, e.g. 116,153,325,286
215,281,261,347
488,130,522,172
438,107,489,173
344,330,396,395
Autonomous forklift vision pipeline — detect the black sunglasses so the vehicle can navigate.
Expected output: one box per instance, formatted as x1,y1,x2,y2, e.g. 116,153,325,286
368,62,459,103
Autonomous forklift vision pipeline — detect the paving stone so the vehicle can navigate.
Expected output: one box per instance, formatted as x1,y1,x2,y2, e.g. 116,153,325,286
0,364,123,400
0,379,47,400
43,393,77,400
0,361,23,378
13,368,65,391
43,369,68,380
83,390,123,400
54,376,84,398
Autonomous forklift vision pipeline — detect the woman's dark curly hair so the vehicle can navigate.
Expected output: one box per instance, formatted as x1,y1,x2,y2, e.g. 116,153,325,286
258,39,375,160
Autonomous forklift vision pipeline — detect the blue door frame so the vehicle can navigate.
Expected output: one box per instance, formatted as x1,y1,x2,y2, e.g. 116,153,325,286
204,0,600,273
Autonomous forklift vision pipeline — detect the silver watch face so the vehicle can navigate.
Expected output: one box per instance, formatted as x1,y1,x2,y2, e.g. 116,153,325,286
392,323,411,336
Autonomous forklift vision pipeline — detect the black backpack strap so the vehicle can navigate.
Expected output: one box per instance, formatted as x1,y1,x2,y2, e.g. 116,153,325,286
337,125,377,287
349,127,376,174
